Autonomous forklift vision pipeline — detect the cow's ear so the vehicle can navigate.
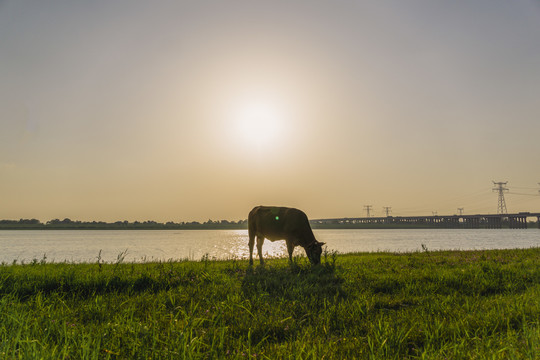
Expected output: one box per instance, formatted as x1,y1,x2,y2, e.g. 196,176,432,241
319,242,325,246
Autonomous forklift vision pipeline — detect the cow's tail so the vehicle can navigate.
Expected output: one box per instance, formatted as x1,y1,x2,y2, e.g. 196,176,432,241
248,207,258,239
247,207,258,264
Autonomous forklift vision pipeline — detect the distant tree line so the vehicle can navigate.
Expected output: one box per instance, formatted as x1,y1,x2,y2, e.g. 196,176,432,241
4,218,536,230
0,218,248,230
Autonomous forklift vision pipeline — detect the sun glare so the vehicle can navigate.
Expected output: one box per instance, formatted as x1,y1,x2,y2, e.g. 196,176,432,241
232,99,286,150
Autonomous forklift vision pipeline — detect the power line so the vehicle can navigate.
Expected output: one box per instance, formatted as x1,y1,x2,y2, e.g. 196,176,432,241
507,192,540,196
396,189,493,215
512,186,540,190
509,195,540,208
396,188,492,214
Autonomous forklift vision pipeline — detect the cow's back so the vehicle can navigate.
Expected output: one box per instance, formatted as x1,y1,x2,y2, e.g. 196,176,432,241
248,206,314,242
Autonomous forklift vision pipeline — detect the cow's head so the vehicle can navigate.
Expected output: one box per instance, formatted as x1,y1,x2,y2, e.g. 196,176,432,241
306,241,325,265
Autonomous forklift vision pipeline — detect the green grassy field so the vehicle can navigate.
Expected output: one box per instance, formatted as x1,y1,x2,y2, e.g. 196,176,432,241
1,248,539,359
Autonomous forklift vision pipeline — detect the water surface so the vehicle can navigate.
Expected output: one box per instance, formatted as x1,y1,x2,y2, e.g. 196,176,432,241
0,229,538,263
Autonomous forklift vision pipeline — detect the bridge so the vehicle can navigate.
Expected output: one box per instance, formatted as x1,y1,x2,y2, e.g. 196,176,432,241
311,212,540,229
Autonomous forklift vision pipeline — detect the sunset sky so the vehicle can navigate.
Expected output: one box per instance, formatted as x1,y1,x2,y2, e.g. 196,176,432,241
1,1,540,222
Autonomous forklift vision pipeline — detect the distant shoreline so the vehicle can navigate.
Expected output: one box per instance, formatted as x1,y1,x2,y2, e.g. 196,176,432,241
1,219,539,230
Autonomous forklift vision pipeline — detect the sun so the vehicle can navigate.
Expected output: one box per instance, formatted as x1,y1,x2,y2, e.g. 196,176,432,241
231,99,286,150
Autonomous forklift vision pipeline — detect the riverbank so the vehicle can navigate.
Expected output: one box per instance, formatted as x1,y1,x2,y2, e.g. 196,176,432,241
3,218,538,230
1,248,539,359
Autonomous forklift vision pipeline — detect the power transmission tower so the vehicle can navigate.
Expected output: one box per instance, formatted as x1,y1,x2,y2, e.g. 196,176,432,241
492,181,508,214
382,206,392,217
364,205,373,217
457,208,464,216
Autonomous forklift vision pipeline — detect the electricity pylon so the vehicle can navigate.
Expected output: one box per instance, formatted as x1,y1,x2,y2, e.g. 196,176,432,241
457,208,464,216
364,205,373,217
382,206,392,217
492,181,508,214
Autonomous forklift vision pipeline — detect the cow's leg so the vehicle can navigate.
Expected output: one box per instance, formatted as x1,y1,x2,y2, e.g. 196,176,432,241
286,240,295,263
248,231,255,266
256,236,265,265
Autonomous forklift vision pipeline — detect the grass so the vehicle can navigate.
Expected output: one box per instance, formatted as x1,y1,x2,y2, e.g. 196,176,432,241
0,248,539,359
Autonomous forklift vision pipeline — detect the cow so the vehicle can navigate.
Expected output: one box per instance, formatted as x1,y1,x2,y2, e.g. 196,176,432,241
248,206,325,265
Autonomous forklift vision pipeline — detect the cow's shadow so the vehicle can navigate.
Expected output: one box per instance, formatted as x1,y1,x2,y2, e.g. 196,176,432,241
241,260,345,301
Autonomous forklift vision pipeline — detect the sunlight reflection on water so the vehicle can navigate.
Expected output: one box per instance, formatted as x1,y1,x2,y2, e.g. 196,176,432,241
203,230,298,261
0,229,538,263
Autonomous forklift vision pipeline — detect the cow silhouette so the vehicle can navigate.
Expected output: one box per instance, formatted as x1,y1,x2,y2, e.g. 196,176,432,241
248,206,325,265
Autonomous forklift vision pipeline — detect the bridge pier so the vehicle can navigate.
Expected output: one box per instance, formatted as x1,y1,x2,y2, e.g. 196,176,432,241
464,217,480,229
487,216,503,229
508,216,527,229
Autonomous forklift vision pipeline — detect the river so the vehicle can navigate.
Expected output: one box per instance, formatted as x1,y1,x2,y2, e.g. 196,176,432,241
0,229,538,263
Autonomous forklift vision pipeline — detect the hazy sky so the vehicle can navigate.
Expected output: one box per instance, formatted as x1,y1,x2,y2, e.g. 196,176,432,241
1,1,540,222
